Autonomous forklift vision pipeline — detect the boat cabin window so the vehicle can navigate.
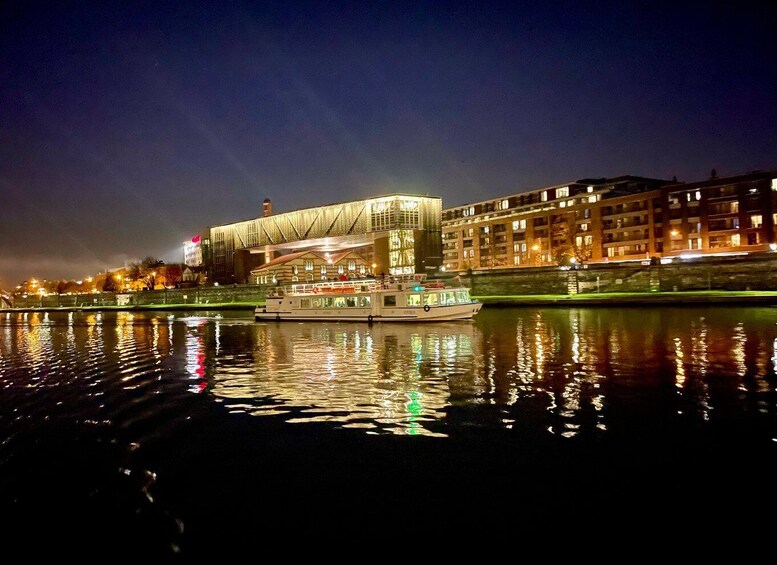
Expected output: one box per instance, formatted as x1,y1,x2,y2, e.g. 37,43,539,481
359,296,371,307
311,297,323,308
456,290,470,303
406,293,421,306
440,292,456,305
383,295,397,307
423,293,439,306
300,298,311,309
346,297,357,307
333,296,346,308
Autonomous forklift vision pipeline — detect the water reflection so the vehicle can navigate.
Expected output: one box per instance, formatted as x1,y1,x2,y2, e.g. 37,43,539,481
210,322,481,436
0,308,776,440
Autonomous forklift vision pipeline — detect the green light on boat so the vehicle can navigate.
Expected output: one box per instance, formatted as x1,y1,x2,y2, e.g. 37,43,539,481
412,285,423,291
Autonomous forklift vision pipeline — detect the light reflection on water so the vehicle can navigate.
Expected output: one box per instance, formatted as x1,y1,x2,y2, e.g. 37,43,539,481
0,307,776,440
210,321,480,436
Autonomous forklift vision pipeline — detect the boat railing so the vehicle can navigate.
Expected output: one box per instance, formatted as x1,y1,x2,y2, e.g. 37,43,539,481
286,279,382,295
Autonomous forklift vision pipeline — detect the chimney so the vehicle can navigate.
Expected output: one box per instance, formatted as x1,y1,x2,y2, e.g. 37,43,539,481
263,198,272,217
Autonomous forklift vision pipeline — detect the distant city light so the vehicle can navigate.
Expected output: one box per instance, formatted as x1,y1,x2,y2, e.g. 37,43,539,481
770,243,777,252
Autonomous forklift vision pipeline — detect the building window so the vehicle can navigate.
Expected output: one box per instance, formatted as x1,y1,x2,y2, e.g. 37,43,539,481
695,191,702,200
588,196,597,203
320,265,327,276
521,243,527,252
584,235,592,245
541,191,548,202
292,265,298,275
772,178,777,191
587,186,594,193
482,226,490,234
383,295,396,307
575,236,583,246
338,265,344,274
304,260,314,271
557,186,569,198
513,255,520,265
359,265,366,275
348,260,356,271
750,214,763,228
512,219,526,231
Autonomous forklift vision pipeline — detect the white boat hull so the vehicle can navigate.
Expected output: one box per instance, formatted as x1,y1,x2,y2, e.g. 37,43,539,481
255,302,482,322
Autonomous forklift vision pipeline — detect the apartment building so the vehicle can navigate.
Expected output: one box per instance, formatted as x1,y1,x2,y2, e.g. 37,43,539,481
442,170,777,271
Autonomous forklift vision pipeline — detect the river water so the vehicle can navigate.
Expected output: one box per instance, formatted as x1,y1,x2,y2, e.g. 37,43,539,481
2,307,777,553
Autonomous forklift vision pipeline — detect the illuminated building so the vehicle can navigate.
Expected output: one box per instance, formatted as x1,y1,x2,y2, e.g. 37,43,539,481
442,169,777,271
207,194,442,284
249,250,373,285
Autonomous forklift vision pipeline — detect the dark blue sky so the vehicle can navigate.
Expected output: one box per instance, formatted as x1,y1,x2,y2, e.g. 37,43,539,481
2,1,776,286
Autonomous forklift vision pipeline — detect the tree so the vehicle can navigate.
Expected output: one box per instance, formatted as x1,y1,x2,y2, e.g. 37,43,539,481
103,275,117,292
163,265,183,288
128,256,163,290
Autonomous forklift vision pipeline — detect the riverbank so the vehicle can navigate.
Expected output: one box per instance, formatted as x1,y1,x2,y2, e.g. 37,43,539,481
474,290,777,307
3,291,777,313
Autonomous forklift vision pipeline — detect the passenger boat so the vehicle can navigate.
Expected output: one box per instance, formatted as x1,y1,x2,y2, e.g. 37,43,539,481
254,274,482,322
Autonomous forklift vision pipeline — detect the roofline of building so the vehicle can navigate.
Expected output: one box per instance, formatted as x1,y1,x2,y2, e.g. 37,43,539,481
207,193,441,230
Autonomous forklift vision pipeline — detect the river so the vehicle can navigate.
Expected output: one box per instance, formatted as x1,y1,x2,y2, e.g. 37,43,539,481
1,306,776,553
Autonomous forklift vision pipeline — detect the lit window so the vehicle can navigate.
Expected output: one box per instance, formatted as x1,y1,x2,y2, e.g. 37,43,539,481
320,265,327,276
580,223,589,231
348,260,356,271
359,265,366,274
584,235,592,245
304,260,314,271
292,265,298,274
541,191,548,202
567,200,574,207
772,178,777,191
512,220,520,231
686,193,692,202
587,186,594,193
695,191,701,200
513,255,520,265
588,196,597,203
338,265,344,274
557,187,569,198
751,214,763,228
483,226,490,234
521,243,527,252
731,234,740,246
469,206,475,216
575,236,582,246
560,201,566,208
500,199,509,210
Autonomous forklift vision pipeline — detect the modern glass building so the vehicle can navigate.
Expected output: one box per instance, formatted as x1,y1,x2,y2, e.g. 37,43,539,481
205,194,442,283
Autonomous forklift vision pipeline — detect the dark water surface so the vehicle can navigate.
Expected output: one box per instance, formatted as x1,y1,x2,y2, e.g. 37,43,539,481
2,307,777,553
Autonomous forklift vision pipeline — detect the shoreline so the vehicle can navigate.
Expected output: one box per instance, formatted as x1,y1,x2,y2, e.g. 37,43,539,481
3,291,777,313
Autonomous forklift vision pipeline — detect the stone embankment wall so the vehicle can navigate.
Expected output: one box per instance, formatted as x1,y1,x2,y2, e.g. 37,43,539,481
10,285,267,309
463,253,777,296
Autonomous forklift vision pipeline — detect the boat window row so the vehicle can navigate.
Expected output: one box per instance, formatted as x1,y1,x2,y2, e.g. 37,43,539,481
300,296,372,309
382,290,472,307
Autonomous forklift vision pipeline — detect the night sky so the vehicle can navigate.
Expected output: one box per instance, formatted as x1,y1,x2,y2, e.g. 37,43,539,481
2,1,776,287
